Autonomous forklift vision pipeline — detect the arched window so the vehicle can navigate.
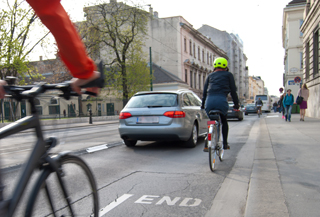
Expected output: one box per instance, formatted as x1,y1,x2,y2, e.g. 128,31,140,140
50,97,58,104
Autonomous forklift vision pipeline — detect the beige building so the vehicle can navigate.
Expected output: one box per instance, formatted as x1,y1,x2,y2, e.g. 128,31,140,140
144,10,228,98
247,76,265,104
300,0,320,118
282,0,306,95
197,25,249,105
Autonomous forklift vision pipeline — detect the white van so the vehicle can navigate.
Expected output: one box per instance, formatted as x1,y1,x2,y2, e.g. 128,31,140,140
255,95,271,112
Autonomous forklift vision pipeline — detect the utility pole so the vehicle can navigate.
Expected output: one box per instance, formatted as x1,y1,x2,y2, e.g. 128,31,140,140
150,47,153,91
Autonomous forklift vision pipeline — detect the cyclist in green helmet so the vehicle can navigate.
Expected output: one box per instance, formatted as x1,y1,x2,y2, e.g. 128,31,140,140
201,57,239,151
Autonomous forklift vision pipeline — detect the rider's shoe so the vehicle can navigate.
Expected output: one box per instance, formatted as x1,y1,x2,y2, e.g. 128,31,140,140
203,147,208,152
223,143,230,150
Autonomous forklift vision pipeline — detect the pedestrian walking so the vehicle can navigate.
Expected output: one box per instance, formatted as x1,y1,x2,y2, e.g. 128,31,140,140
278,93,286,118
297,83,309,121
273,101,278,112
63,109,66,118
283,89,294,122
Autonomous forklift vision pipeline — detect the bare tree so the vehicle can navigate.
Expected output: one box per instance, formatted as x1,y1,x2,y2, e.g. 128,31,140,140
80,1,150,105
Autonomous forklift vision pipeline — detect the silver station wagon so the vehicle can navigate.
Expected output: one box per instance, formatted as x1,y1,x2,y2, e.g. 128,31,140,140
118,90,209,148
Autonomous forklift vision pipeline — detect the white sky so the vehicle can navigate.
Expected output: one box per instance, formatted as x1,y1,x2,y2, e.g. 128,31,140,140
40,0,291,96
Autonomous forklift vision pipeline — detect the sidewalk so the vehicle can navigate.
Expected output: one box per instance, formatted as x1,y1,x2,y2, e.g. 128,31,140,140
206,113,320,217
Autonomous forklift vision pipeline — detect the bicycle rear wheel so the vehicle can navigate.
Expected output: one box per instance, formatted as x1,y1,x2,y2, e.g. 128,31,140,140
25,155,99,217
209,125,218,172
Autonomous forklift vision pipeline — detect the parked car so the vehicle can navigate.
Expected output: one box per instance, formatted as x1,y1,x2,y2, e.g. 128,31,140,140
118,90,209,148
227,102,243,121
244,103,257,115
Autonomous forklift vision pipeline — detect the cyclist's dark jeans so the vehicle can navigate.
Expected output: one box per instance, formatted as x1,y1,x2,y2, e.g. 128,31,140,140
220,113,228,147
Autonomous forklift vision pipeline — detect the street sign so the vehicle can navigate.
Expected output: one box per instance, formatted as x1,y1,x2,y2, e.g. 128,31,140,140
279,87,284,93
288,80,295,85
294,76,302,83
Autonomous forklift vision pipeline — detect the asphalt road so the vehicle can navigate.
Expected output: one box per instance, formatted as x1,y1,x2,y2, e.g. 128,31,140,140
0,114,258,216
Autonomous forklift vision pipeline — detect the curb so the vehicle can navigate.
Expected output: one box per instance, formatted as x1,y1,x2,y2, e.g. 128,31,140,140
205,118,259,217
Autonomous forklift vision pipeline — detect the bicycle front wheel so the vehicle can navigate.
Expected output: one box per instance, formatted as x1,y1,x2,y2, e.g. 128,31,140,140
209,125,218,172
25,155,99,217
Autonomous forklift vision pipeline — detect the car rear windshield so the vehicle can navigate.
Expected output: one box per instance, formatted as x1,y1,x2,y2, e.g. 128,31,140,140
126,93,178,108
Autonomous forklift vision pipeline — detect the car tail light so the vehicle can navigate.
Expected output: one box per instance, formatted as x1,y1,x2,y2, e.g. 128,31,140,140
207,133,212,141
119,112,132,119
163,111,186,118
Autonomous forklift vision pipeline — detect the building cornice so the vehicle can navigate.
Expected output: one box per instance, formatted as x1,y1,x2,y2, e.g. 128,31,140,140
180,22,228,59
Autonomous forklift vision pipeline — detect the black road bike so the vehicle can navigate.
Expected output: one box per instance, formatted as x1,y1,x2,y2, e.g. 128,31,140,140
0,76,104,216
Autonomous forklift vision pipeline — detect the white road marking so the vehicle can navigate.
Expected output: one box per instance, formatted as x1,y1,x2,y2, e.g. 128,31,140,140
266,115,280,118
86,144,108,153
99,194,133,216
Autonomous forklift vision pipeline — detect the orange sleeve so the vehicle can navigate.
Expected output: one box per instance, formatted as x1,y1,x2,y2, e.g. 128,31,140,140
26,0,95,79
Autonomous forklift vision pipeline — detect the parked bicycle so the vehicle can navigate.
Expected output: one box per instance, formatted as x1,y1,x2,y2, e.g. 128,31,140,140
0,77,103,216
206,110,224,172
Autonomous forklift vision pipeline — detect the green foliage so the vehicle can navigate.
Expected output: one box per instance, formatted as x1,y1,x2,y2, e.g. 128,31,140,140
0,0,49,81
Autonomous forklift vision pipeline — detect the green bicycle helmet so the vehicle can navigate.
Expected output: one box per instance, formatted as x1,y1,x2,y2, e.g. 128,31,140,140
213,57,228,69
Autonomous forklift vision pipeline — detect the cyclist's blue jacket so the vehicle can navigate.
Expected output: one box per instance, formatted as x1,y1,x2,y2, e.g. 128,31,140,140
283,93,294,106
201,70,239,115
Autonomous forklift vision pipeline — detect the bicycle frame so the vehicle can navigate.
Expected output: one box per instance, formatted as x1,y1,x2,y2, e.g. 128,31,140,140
0,114,46,216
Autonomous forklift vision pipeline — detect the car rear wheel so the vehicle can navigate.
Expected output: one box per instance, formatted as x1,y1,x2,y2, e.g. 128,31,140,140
123,139,137,147
184,123,198,148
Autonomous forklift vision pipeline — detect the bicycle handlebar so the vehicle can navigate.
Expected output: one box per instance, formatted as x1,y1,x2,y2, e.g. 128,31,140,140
3,76,104,101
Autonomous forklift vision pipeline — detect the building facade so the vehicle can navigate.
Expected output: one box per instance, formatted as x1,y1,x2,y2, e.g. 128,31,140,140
247,76,265,104
145,11,228,97
197,25,249,105
300,0,320,118
282,0,306,96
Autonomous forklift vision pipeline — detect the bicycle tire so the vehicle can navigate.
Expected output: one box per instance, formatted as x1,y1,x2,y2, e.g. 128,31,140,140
25,155,99,217
209,125,218,172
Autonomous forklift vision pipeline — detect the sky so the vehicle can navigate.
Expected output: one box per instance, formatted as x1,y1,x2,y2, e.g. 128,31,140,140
36,0,292,96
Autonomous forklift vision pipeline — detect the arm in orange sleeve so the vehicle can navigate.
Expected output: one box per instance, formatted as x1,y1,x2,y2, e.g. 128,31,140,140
26,0,95,79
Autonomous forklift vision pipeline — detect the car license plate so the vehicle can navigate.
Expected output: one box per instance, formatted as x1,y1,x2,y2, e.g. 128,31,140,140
137,116,159,123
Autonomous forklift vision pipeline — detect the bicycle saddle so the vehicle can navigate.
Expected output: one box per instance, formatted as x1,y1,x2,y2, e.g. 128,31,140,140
208,110,222,121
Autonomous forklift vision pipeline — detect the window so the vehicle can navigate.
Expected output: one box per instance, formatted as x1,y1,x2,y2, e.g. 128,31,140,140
207,52,209,64
184,38,187,52
190,71,193,88
189,40,192,56
183,94,191,106
49,105,60,115
313,29,319,77
187,93,201,106
36,106,42,115
194,73,196,88
198,74,201,89
306,41,310,79
193,43,196,58
50,97,58,104
125,94,178,108
202,50,205,63
300,19,304,37
198,47,200,60
185,69,188,83
300,52,303,69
